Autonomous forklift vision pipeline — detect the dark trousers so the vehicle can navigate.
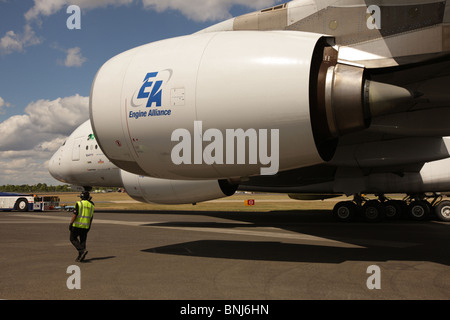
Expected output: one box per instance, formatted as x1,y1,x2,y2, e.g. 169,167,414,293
70,227,89,253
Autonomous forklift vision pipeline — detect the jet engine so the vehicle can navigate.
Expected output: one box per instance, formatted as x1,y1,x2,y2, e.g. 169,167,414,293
90,31,412,180
120,171,237,204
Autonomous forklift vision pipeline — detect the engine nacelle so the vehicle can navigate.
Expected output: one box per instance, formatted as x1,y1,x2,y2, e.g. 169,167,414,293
120,171,237,205
91,31,410,180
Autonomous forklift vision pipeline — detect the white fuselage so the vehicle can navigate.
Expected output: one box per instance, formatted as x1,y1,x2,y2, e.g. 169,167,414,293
49,120,122,188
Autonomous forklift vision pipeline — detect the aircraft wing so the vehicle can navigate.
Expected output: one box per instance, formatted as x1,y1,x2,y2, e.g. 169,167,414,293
201,0,450,68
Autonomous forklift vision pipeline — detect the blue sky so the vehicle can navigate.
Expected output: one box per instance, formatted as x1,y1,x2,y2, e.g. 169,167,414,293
0,0,283,185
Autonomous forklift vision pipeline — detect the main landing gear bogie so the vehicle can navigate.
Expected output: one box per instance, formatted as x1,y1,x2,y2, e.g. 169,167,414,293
333,198,386,223
332,194,449,223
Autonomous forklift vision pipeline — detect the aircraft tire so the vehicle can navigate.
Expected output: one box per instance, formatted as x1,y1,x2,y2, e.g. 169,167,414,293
383,200,404,220
332,201,357,222
362,200,385,222
434,200,450,222
408,200,430,221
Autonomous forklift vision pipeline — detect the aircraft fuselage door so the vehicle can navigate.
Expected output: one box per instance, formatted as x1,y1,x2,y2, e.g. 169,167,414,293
72,138,82,161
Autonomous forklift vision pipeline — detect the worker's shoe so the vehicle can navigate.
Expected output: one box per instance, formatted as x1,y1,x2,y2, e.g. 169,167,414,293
75,252,83,262
80,250,88,262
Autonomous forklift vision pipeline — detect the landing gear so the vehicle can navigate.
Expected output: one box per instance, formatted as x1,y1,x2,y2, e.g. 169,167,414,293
383,200,404,220
332,193,450,222
434,200,450,222
361,200,385,222
332,194,386,223
407,200,431,221
403,194,439,221
332,201,358,222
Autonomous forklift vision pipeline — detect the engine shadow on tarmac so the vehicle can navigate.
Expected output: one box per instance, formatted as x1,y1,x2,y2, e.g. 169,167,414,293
100,208,450,267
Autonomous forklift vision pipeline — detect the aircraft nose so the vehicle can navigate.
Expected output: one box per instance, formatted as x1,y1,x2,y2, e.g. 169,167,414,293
48,148,65,182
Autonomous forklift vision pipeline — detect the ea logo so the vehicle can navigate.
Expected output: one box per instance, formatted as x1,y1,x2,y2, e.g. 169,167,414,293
131,69,173,108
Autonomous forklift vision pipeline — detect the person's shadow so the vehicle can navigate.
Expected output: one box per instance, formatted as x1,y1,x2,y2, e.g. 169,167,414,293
82,256,116,263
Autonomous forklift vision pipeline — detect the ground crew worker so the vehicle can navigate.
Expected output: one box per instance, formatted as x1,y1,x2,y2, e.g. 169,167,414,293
69,191,95,262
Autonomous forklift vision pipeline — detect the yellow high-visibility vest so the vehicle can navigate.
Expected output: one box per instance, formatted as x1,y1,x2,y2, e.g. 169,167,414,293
72,200,94,229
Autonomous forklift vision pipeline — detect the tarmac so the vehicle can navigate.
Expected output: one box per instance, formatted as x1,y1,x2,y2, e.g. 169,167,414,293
1,207,449,302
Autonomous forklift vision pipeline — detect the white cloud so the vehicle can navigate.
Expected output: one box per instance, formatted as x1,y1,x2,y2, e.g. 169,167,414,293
0,136,66,184
24,0,134,22
0,94,89,152
0,97,12,114
0,136,66,185
0,24,41,55
1,0,133,55
141,0,280,22
52,44,87,67
25,0,279,24
0,94,89,185
62,47,86,67
0,154,54,185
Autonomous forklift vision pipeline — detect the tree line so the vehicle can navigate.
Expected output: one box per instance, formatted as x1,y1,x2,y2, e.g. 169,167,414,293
0,184,118,193
0,184,71,193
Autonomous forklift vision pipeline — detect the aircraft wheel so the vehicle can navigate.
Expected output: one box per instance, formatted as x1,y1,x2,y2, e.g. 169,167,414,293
383,200,404,220
332,201,357,222
434,200,450,222
15,198,29,212
408,200,430,221
362,200,385,222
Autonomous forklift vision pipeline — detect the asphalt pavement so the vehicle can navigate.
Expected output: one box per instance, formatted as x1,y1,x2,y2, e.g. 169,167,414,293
1,208,449,302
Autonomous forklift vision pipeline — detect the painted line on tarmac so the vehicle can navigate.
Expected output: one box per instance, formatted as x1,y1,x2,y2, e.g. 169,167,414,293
12,214,155,227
